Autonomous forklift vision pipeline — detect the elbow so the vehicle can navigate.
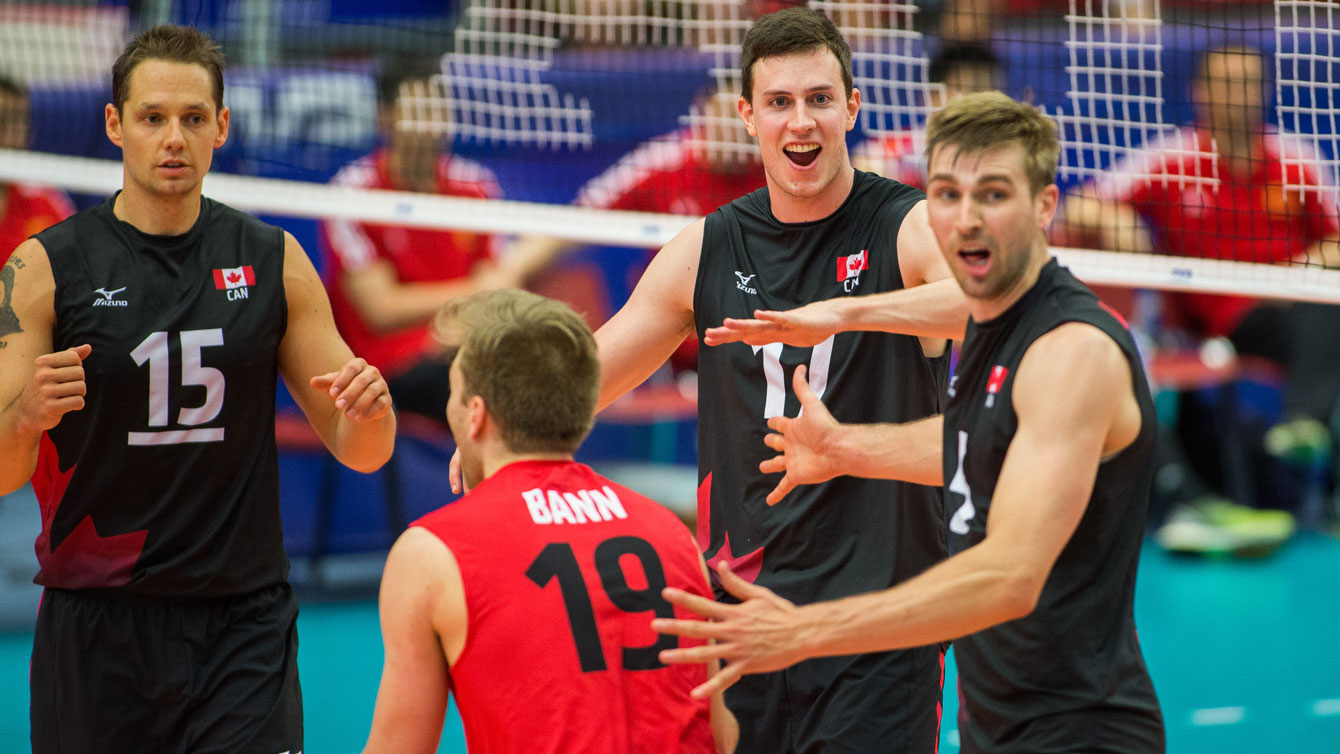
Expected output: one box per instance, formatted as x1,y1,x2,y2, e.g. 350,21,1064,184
998,571,1045,622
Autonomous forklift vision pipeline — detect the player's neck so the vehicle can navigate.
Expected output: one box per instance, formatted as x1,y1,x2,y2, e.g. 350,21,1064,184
482,450,575,481
768,162,855,224
114,184,203,236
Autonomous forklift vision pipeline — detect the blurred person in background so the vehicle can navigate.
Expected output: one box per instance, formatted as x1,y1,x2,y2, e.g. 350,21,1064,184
0,75,74,266
1065,44,1340,551
851,41,1005,188
319,64,557,424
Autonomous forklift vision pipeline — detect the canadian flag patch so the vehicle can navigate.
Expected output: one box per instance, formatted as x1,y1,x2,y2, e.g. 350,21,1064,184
213,266,255,290
837,249,868,281
985,365,1009,408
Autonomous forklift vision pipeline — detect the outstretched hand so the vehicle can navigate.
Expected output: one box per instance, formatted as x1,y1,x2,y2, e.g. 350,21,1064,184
760,365,843,505
311,357,391,423
652,561,809,699
704,300,843,348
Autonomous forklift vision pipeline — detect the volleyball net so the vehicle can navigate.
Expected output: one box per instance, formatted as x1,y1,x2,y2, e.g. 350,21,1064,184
1,0,1339,304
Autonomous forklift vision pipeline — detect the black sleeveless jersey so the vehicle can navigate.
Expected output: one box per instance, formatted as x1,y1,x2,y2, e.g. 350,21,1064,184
32,194,289,597
943,259,1164,753
694,170,949,604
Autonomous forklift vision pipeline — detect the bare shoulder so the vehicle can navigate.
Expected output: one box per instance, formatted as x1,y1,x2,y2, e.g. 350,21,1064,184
385,525,457,586
1015,321,1134,421
3,238,56,328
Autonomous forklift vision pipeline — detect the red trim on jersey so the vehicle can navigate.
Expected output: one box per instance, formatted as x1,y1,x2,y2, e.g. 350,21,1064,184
1097,300,1130,330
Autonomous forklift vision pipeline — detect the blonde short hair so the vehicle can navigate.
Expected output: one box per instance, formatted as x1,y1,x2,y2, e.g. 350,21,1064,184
925,91,1059,195
438,289,599,455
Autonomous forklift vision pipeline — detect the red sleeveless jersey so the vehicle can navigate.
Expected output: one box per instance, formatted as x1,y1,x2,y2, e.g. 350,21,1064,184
413,460,716,754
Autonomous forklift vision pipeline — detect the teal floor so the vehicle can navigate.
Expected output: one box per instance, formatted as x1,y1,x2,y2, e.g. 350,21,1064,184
3,533,1338,753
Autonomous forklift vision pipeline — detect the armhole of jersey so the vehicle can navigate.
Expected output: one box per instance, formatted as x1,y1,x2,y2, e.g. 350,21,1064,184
277,226,290,342
690,211,719,340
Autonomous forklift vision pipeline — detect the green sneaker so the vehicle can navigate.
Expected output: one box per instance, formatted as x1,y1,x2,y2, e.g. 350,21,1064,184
1264,417,1333,468
1154,497,1296,558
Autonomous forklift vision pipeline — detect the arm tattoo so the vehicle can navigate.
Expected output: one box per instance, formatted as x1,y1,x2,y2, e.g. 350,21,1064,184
0,262,23,340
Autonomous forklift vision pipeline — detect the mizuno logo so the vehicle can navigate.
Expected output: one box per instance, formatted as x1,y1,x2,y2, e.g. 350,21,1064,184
735,271,757,295
92,287,129,307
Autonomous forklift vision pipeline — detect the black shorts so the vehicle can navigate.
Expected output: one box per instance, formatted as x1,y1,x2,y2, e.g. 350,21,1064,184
30,583,303,754
724,645,945,754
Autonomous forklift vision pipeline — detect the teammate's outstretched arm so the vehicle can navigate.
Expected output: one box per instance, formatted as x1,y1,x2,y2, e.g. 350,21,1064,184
760,365,943,504
278,232,396,473
705,202,969,347
0,241,90,495
363,527,459,754
652,322,1140,698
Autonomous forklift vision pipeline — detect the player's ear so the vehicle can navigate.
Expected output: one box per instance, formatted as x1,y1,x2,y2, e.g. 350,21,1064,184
105,103,123,147
1037,184,1060,229
737,95,756,137
214,105,230,149
846,87,860,131
467,394,488,440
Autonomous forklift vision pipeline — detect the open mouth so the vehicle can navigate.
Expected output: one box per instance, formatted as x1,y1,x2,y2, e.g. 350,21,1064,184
784,144,820,167
958,247,991,268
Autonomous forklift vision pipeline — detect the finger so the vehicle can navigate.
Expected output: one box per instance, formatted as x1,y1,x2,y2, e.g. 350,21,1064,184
691,662,744,700
758,454,787,475
716,563,770,601
650,618,730,642
661,587,735,620
765,416,792,435
339,372,382,413
71,343,92,361
42,378,87,399
765,474,796,506
762,431,786,452
449,449,463,494
659,642,732,665
309,372,337,391
37,349,88,369
751,310,789,324
40,364,87,386
325,359,366,398
346,384,389,420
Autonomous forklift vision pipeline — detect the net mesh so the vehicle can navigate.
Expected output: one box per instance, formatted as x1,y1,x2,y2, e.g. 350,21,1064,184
1,0,1338,303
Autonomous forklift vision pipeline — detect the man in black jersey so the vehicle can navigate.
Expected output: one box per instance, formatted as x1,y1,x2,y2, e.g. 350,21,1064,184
655,92,1166,753
0,25,396,754
452,8,967,753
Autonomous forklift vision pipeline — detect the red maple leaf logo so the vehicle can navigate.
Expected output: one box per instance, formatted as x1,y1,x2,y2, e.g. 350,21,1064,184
227,271,242,284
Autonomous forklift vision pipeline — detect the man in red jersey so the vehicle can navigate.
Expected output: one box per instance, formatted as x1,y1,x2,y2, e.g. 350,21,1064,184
362,289,736,754
320,70,555,422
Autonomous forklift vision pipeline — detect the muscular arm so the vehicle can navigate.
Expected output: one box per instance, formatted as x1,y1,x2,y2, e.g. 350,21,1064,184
656,324,1144,692
0,241,79,494
1061,191,1155,253
593,219,701,411
278,232,396,473
363,527,460,754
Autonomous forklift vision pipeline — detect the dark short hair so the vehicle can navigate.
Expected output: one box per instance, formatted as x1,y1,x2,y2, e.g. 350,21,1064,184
740,7,852,103
112,24,225,113
440,289,600,455
929,42,1001,85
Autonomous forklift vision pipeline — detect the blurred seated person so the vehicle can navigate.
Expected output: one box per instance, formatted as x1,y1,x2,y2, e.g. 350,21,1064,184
1064,45,1340,551
0,75,74,265
319,69,555,424
850,41,1003,188
534,85,769,377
